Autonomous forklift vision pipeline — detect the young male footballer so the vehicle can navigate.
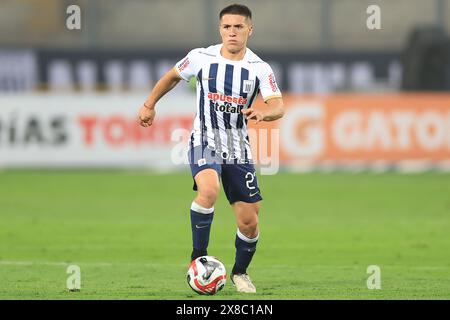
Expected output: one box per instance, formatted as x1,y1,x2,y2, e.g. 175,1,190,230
138,4,284,293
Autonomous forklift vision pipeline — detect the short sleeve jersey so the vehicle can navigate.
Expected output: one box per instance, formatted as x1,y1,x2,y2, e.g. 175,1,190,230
174,44,282,161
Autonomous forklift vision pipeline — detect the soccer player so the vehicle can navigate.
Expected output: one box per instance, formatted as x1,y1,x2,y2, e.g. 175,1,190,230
138,4,284,293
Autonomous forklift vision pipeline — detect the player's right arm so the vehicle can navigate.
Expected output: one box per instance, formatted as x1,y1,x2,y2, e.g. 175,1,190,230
139,49,201,128
138,67,182,128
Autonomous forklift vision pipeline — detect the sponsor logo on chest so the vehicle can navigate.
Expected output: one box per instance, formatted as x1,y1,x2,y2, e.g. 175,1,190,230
207,92,248,105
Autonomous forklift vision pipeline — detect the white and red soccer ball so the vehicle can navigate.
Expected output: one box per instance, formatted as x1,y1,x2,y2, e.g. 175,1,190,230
187,256,227,295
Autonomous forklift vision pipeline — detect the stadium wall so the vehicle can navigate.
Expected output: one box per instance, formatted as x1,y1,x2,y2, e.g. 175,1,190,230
0,49,401,93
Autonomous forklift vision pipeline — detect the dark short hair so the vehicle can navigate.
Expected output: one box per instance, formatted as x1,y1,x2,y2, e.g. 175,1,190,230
219,4,252,20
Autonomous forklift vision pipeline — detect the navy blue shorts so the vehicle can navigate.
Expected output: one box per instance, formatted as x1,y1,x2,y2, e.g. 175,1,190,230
188,145,263,204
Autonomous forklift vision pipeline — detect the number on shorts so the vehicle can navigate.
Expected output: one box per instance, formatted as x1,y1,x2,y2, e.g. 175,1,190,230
245,171,257,190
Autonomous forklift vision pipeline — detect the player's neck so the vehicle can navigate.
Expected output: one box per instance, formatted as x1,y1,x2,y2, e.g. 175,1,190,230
220,45,246,61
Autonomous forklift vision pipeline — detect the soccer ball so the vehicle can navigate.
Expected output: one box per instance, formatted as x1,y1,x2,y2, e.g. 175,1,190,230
187,256,227,295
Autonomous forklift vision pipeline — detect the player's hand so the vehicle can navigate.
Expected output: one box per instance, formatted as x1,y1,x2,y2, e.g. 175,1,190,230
138,104,156,127
241,108,264,124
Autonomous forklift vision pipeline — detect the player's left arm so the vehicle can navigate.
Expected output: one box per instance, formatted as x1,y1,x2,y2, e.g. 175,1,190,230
241,97,284,124
242,62,285,124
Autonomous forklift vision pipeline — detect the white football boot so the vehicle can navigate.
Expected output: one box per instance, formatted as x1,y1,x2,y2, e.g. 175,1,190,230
231,273,256,293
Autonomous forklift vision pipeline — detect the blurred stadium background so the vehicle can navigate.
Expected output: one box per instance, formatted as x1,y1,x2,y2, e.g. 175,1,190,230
0,0,449,299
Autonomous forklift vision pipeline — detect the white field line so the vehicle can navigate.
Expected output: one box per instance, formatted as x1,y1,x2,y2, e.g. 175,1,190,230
0,260,169,267
0,260,448,270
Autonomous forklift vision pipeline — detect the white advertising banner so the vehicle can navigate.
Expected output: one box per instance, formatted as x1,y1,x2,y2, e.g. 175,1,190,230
0,93,196,169
2,93,449,172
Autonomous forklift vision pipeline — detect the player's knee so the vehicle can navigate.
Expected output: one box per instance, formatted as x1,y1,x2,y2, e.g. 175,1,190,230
238,216,259,238
239,225,258,239
197,185,220,207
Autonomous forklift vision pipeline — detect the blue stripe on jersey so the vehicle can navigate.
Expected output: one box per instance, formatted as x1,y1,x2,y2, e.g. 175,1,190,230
223,64,235,158
197,69,207,147
224,64,234,96
223,65,234,129
189,131,194,163
237,68,249,160
208,63,222,153
243,76,260,146
208,64,218,93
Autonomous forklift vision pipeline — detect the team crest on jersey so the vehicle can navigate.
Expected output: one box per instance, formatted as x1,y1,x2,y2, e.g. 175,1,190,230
243,80,254,93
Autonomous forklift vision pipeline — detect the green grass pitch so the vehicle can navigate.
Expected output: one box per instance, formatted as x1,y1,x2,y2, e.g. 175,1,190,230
0,170,449,299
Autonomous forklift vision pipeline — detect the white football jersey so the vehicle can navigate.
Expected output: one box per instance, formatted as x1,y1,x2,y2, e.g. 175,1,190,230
174,44,282,161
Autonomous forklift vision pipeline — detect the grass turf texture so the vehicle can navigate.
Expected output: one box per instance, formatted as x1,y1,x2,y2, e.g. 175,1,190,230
0,170,449,299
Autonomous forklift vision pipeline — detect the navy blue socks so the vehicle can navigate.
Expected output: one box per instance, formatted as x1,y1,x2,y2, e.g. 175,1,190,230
232,229,259,275
190,201,214,261
190,201,259,274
